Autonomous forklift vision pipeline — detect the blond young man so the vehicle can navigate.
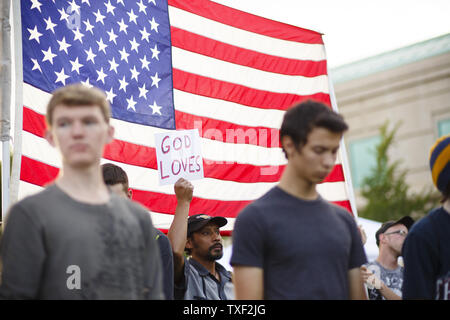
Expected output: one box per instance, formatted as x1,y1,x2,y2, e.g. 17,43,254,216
0,84,163,299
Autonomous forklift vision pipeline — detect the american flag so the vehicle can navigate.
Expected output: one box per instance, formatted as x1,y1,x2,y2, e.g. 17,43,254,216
18,0,353,235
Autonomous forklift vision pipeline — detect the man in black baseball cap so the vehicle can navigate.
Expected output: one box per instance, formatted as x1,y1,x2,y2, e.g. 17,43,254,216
361,216,414,300
375,216,414,247
187,214,228,238
167,181,234,300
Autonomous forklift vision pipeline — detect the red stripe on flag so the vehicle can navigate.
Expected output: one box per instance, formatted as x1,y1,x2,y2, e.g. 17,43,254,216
132,189,251,218
333,201,353,216
171,27,327,77
23,105,281,149
21,156,58,186
23,104,47,135
174,110,280,148
168,0,324,44
22,106,48,138
173,69,331,110
158,228,232,237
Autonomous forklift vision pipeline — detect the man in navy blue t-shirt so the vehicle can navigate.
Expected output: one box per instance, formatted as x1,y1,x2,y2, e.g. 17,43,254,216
230,100,368,300
402,135,450,300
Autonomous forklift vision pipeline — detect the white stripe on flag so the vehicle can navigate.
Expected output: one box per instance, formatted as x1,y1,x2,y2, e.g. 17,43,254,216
173,89,285,129
172,47,329,95
168,5,326,61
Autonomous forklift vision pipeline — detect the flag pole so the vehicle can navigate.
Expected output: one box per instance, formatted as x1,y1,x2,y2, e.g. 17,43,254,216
8,0,23,216
327,71,359,219
0,0,12,227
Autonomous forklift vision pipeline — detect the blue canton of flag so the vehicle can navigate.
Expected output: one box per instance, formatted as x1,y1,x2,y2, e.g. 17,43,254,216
21,0,175,129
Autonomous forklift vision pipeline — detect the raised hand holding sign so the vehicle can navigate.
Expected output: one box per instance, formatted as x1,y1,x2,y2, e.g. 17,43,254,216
155,129,204,185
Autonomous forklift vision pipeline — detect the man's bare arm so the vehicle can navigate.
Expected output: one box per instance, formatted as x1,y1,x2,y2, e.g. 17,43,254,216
167,178,193,283
348,267,368,300
360,266,401,300
233,265,264,300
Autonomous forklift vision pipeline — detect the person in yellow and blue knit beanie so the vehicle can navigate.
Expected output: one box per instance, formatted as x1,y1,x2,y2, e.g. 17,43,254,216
402,134,450,300
429,135,450,196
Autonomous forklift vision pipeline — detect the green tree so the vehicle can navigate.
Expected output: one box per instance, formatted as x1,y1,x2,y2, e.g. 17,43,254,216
358,121,440,222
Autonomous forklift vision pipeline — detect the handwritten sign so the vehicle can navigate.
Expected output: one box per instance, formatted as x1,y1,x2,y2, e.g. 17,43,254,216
155,129,204,185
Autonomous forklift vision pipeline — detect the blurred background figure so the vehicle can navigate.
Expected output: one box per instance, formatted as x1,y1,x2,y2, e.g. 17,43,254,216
402,135,450,300
102,163,174,300
361,216,414,300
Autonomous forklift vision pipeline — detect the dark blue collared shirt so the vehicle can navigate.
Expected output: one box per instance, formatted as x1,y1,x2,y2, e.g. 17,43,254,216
174,257,234,300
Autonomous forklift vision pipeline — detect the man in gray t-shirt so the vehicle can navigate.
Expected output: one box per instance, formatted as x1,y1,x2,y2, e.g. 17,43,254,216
0,84,163,299
0,185,163,299
363,261,404,300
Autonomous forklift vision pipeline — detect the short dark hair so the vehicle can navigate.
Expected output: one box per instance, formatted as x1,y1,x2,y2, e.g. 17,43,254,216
101,163,129,191
280,100,348,158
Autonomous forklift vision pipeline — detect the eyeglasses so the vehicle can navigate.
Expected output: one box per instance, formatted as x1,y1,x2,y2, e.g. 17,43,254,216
384,230,407,236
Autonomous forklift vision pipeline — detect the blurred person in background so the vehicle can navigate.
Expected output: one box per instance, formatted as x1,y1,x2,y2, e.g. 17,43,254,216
361,216,414,300
402,135,450,300
102,163,174,300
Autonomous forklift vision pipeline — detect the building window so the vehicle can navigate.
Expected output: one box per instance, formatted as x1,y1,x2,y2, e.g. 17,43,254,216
349,136,381,189
438,119,450,137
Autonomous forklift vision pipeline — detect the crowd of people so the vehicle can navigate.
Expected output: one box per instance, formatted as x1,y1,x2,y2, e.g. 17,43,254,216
0,84,448,300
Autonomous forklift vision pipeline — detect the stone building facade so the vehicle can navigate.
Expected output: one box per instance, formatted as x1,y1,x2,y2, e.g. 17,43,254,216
331,33,450,208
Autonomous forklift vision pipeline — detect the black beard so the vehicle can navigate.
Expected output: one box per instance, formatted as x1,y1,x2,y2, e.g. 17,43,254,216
207,246,223,261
